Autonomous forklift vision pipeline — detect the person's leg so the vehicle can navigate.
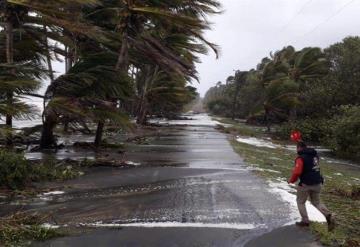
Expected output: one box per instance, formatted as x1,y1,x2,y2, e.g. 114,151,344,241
309,184,331,217
296,185,310,223
309,184,335,231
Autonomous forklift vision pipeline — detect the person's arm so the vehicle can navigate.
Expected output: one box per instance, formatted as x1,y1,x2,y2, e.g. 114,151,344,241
288,158,304,184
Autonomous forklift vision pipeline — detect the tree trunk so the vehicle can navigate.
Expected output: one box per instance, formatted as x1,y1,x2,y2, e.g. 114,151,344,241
40,114,57,149
63,122,69,133
232,82,241,120
289,108,297,121
65,46,73,73
43,25,54,82
94,32,129,147
43,25,54,124
5,19,14,145
94,121,105,148
115,34,129,71
136,94,148,125
264,108,271,133
136,106,148,125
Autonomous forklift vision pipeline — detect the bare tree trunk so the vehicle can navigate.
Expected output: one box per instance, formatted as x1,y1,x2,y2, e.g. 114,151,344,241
136,91,148,125
5,20,14,145
115,34,128,71
232,82,241,120
94,121,105,148
40,113,57,149
39,25,58,148
42,25,54,124
63,122,69,133
43,25,54,82
264,108,271,133
64,45,74,73
289,108,297,121
137,105,148,125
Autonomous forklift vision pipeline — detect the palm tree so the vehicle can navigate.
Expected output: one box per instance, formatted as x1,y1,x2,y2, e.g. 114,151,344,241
2,0,221,148
259,46,328,129
86,0,221,144
0,1,48,144
0,0,105,146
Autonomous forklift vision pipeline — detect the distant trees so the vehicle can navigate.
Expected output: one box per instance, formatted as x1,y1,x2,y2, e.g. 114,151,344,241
0,0,222,148
205,45,329,122
204,36,360,160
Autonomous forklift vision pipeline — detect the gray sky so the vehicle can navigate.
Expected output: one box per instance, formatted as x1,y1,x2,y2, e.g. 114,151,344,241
196,0,360,96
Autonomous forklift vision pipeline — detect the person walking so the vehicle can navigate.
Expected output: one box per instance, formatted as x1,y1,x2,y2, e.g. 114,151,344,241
288,141,335,231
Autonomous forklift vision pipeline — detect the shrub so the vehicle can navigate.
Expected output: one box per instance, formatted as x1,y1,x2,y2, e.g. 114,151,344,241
276,117,333,142
206,99,232,117
30,159,81,182
0,151,82,190
0,150,31,190
326,106,360,161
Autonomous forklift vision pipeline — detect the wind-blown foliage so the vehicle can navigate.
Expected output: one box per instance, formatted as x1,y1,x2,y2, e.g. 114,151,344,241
204,36,360,160
0,0,222,148
205,46,328,126
0,6,46,138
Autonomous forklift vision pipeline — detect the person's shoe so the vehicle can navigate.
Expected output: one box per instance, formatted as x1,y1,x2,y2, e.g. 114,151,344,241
326,214,335,232
295,221,310,227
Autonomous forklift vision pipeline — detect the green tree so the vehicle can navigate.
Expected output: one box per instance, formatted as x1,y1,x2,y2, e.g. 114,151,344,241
260,46,328,128
0,1,48,144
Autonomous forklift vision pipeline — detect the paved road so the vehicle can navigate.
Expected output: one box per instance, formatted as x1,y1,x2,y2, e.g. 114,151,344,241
11,115,319,246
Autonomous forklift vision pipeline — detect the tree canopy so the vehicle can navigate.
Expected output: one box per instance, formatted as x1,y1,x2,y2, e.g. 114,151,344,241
0,0,222,148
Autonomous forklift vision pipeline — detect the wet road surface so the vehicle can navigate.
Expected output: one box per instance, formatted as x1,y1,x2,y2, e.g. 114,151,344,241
4,115,318,246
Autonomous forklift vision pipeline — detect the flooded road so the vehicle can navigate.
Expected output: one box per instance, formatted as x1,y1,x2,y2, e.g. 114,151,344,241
9,115,303,246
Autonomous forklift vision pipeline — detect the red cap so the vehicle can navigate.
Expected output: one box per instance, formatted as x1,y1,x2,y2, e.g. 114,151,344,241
290,130,302,142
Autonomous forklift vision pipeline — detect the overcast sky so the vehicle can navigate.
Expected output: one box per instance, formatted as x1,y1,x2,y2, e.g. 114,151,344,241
195,0,360,96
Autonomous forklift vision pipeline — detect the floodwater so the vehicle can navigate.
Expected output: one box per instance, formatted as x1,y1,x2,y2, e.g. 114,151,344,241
2,115,316,246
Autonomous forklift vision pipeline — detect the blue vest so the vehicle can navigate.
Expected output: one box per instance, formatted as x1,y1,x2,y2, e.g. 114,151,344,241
297,148,323,186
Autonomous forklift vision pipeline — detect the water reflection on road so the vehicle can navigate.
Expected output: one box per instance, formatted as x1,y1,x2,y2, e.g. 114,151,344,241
20,114,296,246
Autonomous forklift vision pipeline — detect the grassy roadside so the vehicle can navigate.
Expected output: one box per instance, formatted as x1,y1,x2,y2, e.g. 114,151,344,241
0,151,86,246
0,212,64,247
214,117,360,247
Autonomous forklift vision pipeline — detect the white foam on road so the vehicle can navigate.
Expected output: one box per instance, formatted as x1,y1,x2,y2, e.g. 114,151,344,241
126,161,141,166
38,191,65,201
150,114,221,127
41,223,61,229
84,222,261,230
42,191,65,196
268,181,326,224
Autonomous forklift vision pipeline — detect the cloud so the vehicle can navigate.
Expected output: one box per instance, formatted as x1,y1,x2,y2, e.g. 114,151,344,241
196,0,360,96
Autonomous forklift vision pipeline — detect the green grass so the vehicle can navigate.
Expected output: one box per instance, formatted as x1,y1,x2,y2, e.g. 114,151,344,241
217,117,360,246
213,117,268,137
